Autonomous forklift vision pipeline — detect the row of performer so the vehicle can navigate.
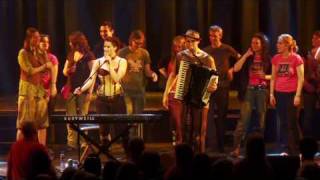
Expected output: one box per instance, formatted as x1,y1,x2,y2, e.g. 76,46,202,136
16,21,320,156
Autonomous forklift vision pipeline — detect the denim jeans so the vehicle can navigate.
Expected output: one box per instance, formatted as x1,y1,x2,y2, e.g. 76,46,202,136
233,87,267,149
124,92,145,138
65,94,91,148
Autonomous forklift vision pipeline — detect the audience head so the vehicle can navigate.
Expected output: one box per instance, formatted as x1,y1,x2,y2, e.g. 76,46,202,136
60,167,77,180
34,174,55,180
116,162,139,180
83,153,101,177
300,137,318,161
20,121,38,141
174,143,194,167
139,151,161,178
27,147,56,179
211,158,234,180
127,137,145,164
72,170,99,180
102,160,121,180
192,153,211,179
299,163,320,180
245,132,266,161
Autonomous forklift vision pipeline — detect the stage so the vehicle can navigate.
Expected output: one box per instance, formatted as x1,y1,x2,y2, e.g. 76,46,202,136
1,91,320,179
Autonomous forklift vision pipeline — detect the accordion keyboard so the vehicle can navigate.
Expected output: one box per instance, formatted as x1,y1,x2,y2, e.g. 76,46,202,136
174,60,191,100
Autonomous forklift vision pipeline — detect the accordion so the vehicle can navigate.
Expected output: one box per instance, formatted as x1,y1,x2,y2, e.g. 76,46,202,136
174,60,218,108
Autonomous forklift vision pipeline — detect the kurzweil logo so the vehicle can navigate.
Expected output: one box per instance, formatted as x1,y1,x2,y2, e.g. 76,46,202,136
64,116,95,121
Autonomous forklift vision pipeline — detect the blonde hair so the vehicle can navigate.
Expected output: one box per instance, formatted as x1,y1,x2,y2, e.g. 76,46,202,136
278,34,296,51
292,40,299,53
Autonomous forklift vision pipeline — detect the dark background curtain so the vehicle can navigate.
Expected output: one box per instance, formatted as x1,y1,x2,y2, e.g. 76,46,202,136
0,0,319,94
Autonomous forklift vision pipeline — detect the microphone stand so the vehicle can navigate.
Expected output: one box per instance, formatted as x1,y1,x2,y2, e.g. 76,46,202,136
67,57,109,103
66,57,109,161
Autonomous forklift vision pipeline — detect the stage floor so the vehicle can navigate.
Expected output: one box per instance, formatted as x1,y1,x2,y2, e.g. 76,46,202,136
0,91,242,113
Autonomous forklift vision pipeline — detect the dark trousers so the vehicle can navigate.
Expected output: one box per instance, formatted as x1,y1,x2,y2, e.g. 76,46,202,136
96,95,129,152
275,92,301,154
206,86,229,152
183,104,204,152
303,92,319,137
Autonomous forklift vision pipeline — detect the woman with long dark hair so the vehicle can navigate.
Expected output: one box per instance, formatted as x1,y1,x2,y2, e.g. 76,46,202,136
74,37,128,152
230,33,271,157
62,31,95,149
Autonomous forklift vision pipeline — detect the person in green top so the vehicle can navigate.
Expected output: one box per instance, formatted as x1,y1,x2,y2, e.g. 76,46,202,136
16,27,54,145
118,30,158,138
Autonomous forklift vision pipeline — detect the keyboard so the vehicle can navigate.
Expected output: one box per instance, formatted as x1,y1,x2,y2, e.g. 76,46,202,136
50,114,162,124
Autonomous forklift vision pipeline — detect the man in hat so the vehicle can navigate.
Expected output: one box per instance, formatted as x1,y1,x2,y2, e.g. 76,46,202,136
175,29,218,152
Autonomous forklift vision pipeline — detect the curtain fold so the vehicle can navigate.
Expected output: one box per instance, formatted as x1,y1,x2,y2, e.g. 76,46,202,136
0,0,319,93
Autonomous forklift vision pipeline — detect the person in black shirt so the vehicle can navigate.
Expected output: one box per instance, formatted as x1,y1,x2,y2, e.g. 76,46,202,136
203,25,241,153
62,31,95,150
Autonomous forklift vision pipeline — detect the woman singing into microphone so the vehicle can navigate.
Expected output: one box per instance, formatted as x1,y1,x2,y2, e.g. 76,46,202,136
74,37,128,153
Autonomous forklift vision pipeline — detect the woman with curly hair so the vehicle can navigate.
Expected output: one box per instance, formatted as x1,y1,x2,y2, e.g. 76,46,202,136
231,33,271,157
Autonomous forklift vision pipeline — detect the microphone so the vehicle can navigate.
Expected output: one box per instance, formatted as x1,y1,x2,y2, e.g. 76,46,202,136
211,70,219,76
103,54,111,64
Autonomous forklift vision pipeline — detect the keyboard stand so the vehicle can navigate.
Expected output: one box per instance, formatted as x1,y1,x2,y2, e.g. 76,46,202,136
68,123,133,163
51,114,162,163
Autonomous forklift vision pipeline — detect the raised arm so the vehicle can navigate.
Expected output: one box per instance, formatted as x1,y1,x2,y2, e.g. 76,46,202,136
233,48,253,72
62,60,72,77
109,58,127,83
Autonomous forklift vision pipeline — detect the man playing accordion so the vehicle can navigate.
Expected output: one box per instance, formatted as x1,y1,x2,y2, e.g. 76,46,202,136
174,29,218,152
